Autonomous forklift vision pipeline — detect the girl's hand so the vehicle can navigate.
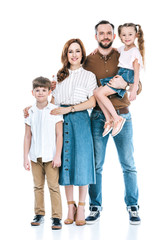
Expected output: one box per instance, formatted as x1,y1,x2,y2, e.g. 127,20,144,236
90,48,98,55
23,106,32,118
52,157,61,168
50,106,71,115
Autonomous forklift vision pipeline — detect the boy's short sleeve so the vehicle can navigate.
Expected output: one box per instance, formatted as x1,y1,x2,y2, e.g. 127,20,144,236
54,114,64,124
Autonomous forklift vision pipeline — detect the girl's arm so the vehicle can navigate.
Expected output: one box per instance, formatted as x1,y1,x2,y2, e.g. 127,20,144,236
50,95,96,115
52,121,63,168
24,124,32,171
129,59,140,101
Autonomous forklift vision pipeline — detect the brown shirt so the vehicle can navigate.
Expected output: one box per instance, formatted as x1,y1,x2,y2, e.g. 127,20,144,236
83,49,141,110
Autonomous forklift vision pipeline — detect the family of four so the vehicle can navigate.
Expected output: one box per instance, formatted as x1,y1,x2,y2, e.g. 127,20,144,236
23,20,145,230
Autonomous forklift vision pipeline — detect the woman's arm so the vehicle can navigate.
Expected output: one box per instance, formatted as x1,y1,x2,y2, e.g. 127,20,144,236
50,95,96,115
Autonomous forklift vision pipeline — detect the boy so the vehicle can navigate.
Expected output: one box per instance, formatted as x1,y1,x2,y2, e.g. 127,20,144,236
23,76,63,230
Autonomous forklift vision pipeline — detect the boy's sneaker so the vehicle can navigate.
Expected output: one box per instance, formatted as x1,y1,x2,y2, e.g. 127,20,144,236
128,206,141,225
51,218,62,230
31,215,44,226
85,207,100,224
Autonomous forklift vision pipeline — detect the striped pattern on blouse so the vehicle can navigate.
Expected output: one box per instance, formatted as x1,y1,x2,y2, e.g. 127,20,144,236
52,67,97,105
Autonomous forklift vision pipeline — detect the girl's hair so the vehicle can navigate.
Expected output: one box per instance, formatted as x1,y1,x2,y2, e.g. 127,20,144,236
118,23,145,65
57,38,86,82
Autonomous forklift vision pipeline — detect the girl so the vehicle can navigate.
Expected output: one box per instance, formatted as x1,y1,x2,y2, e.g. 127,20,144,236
50,39,97,226
94,23,145,137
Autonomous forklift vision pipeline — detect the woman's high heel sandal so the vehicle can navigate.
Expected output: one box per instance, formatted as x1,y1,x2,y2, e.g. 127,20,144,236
75,202,86,226
64,201,77,224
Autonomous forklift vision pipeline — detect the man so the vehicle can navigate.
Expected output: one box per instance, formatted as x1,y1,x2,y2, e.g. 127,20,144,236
83,20,141,225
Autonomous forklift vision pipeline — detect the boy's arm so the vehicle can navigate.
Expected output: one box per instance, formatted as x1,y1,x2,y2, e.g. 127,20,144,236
52,121,63,168
24,124,32,171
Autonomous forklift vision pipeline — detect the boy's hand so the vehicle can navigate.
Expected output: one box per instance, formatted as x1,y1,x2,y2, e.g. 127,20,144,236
23,106,32,118
24,158,30,171
52,156,61,168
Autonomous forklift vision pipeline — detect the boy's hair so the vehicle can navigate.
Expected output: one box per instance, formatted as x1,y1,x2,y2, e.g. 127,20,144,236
32,76,51,90
95,20,115,34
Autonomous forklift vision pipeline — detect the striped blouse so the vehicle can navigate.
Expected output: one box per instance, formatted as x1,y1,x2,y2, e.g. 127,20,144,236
52,67,97,105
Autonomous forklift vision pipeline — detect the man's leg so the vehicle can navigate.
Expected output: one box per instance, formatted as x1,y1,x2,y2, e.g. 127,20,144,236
113,111,140,224
86,109,109,224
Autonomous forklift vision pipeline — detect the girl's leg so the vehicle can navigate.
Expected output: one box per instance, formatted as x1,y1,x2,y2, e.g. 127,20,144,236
76,185,88,223
96,85,120,121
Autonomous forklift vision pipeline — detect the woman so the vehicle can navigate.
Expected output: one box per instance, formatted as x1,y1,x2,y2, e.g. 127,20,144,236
51,38,97,226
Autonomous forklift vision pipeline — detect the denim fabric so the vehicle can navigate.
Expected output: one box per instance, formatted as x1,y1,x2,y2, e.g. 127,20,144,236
89,109,139,210
100,67,134,98
59,110,95,186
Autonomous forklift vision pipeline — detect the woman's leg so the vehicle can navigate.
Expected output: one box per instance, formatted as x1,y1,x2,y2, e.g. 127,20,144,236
65,185,77,222
76,185,88,222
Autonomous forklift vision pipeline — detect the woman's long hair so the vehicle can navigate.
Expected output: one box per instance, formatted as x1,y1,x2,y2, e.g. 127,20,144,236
57,38,86,83
118,23,145,65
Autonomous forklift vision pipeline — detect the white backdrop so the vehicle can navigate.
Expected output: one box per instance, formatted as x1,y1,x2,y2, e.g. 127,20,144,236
0,0,160,239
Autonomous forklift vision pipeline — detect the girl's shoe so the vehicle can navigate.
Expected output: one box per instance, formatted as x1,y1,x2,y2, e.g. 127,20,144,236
75,202,86,226
102,121,113,137
64,201,77,224
112,117,126,137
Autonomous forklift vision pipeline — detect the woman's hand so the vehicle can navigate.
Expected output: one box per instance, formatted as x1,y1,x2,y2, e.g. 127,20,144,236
23,106,32,118
50,106,71,115
90,48,98,55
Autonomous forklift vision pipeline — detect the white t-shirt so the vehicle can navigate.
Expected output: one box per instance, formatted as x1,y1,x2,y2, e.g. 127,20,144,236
25,102,63,163
118,46,143,70
52,67,97,105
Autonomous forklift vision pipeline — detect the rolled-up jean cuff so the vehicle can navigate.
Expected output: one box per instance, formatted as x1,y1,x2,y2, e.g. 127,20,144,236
89,205,103,211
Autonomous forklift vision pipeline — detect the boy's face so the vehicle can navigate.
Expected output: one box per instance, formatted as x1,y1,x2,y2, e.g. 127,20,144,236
32,87,51,103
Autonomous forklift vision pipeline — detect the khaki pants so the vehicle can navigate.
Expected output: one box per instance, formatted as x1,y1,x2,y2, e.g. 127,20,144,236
31,158,62,219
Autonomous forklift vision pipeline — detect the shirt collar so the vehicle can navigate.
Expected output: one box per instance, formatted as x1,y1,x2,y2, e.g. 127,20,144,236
97,49,115,60
69,66,83,74
31,102,51,112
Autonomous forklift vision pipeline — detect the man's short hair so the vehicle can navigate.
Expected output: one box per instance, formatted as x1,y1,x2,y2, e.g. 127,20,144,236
95,20,115,34
32,76,51,90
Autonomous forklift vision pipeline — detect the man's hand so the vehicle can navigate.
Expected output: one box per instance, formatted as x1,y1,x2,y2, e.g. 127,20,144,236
107,75,127,89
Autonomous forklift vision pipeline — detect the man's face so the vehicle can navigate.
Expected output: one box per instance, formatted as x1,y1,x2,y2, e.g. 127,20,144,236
95,24,115,49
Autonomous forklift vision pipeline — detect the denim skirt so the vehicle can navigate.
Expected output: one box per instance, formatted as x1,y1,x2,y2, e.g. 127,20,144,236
100,67,134,98
59,109,95,186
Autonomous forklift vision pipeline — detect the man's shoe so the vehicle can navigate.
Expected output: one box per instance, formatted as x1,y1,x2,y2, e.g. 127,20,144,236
128,206,141,225
51,218,62,230
85,207,100,224
31,215,44,226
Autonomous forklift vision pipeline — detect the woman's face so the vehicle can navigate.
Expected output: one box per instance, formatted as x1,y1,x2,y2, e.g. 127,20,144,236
67,42,82,69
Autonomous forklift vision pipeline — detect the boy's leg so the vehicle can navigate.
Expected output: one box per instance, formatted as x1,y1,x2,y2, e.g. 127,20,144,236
45,162,62,219
31,158,45,216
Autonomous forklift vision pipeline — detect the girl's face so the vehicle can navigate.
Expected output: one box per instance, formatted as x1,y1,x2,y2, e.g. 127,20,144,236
67,42,82,69
120,26,137,47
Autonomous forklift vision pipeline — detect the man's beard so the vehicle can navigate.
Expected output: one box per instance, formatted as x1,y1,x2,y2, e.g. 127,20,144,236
98,40,113,49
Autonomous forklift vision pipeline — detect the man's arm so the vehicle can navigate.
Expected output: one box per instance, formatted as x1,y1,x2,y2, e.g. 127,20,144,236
107,75,142,95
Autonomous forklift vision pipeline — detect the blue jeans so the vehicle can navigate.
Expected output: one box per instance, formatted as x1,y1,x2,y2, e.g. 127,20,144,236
89,109,139,210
